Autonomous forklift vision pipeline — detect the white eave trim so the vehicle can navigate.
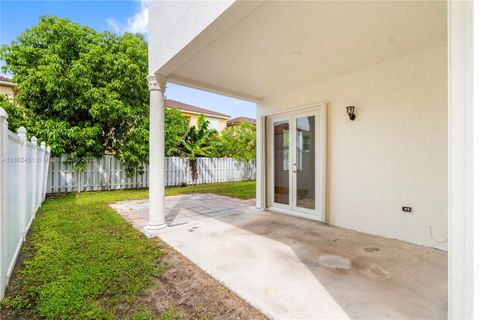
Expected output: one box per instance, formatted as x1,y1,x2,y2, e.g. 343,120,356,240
0,81,16,87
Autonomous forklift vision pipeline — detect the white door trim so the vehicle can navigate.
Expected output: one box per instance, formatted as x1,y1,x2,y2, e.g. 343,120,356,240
265,103,327,222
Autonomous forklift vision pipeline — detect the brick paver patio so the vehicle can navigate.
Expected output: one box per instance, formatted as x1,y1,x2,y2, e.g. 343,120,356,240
111,193,256,231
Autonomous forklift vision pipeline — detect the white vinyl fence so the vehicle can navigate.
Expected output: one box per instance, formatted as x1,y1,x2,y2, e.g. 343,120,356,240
47,156,256,193
0,108,51,300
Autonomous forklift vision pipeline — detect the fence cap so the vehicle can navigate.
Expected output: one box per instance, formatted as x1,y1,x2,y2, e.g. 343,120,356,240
17,126,27,137
31,136,38,145
0,107,7,120
40,141,46,149
46,146,51,152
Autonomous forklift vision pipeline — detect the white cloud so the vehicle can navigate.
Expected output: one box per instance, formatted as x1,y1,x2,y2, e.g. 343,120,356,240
107,0,148,36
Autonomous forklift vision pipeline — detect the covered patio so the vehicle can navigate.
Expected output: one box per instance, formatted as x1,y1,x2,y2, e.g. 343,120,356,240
113,194,447,319
147,0,449,246
145,1,478,319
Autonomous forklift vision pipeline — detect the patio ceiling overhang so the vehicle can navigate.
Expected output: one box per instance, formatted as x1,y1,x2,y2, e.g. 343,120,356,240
149,0,447,102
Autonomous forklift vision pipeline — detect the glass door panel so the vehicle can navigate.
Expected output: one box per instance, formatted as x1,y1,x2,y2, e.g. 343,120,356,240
268,107,323,219
295,116,315,210
273,120,290,205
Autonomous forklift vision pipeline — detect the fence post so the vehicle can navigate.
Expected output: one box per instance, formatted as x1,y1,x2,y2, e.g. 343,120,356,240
31,137,37,213
0,108,8,300
17,127,27,240
38,142,45,205
107,155,112,191
43,146,50,199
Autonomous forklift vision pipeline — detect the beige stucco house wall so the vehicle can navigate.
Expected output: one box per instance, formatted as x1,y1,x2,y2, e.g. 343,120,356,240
0,77,16,101
180,111,228,131
0,85,15,98
165,99,229,131
259,45,447,250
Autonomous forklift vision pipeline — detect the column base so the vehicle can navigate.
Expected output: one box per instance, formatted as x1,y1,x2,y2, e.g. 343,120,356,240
143,222,168,237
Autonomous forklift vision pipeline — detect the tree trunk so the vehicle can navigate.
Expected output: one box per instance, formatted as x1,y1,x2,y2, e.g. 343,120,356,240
189,158,198,180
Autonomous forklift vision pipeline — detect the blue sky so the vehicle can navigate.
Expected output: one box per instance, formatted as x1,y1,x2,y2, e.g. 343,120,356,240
0,0,256,119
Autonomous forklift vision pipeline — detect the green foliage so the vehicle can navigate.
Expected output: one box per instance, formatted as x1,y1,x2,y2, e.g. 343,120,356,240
0,16,256,172
0,94,27,131
172,115,219,179
218,121,256,161
0,16,149,173
165,108,189,156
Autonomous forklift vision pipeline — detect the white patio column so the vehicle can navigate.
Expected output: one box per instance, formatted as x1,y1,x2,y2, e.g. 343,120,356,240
145,74,168,235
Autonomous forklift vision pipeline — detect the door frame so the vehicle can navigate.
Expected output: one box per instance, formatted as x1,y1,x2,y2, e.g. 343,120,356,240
265,103,327,222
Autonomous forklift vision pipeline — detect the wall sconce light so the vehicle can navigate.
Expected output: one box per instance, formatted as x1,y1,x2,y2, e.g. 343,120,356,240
346,106,356,121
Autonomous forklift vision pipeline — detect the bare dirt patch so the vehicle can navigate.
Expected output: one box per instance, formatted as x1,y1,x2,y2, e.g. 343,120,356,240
137,240,266,320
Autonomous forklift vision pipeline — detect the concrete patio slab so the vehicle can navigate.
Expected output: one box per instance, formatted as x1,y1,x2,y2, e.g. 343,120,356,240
113,194,447,320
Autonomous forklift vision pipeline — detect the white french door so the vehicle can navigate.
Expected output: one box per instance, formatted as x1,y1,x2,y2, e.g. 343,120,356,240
266,105,326,221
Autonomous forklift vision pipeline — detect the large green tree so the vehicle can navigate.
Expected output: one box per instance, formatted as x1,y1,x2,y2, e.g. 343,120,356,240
165,107,189,156
1,16,149,173
218,121,256,161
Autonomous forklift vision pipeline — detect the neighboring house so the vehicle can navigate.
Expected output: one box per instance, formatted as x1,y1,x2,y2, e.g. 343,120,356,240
226,116,256,127
145,2,476,318
165,99,230,131
0,76,16,101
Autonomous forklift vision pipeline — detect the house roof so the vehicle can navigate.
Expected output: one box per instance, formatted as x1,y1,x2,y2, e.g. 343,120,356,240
0,76,12,82
165,99,230,119
227,116,256,126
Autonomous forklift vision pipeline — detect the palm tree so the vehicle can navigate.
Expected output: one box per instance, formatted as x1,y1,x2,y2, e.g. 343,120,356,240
172,114,217,180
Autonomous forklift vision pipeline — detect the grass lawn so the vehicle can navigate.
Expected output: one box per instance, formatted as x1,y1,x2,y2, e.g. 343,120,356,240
0,181,256,319
165,180,255,199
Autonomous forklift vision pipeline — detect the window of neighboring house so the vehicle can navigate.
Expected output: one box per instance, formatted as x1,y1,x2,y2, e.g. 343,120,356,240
206,117,219,130
302,135,310,153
